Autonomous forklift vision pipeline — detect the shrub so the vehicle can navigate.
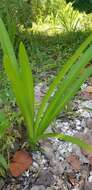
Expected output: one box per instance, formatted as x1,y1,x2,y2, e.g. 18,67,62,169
0,112,9,176
56,0,83,32
0,0,32,43
31,0,86,32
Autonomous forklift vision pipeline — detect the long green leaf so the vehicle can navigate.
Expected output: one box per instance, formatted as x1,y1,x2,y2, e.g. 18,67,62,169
37,46,92,129
0,18,34,141
37,65,92,137
41,133,92,153
35,34,92,131
4,55,34,141
19,42,34,127
0,18,18,71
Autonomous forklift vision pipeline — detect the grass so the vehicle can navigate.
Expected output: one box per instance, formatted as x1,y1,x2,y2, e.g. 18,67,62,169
23,30,92,79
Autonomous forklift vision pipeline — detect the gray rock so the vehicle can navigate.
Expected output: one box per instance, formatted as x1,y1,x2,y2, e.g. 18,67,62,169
41,140,54,160
32,162,39,171
72,145,89,164
88,175,92,183
35,169,54,187
32,152,47,168
78,100,92,118
46,187,56,190
84,182,92,190
45,125,53,133
86,118,92,129
31,185,46,190
52,162,65,175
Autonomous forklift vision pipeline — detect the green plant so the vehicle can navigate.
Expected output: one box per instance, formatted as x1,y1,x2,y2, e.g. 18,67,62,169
56,0,84,32
0,18,92,151
31,0,85,32
0,0,32,44
0,0,32,27
0,110,20,176
0,112,9,139
0,154,8,176
0,112,9,176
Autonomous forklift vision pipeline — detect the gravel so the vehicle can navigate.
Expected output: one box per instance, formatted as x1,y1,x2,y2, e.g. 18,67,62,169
2,82,92,190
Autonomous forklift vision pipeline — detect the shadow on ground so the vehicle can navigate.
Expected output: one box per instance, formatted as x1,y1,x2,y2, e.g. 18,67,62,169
21,30,92,78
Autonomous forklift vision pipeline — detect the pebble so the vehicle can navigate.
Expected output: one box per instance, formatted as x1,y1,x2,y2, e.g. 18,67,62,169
88,175,92,182
31,185,46,190
86,118,92,129
78,101,92,117
32,162,39,170
35,169,54,187
72,145,89,163
90,171,92,175
3,82,92,190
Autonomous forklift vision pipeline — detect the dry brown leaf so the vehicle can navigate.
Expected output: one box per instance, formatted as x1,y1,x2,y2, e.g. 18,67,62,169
67,154,81,171
9,150,32,177
67,173,79,186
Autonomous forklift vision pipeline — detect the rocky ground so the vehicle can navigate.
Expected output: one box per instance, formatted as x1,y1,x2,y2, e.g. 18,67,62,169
1,80,92,190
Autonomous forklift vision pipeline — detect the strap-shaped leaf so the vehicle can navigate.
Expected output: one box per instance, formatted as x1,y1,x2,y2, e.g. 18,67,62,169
19,42,34,126
41,133,92,153
0,18,18,71
0,18,34,141
4,55,34,140
37,65,92,137
37,46,92,130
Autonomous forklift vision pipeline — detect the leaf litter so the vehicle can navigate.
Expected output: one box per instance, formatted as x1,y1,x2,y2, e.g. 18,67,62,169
2,81,92,190
9,150,32,177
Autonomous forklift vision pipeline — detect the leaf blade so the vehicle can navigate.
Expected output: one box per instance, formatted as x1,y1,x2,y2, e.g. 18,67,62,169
41,133,92,153
19,42,34,126
35,34,92,131
37,64,92,137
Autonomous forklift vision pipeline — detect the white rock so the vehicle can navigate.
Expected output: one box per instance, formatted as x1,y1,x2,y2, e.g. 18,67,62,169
31,185,46,190
32,162,39,169
88,175,92,182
